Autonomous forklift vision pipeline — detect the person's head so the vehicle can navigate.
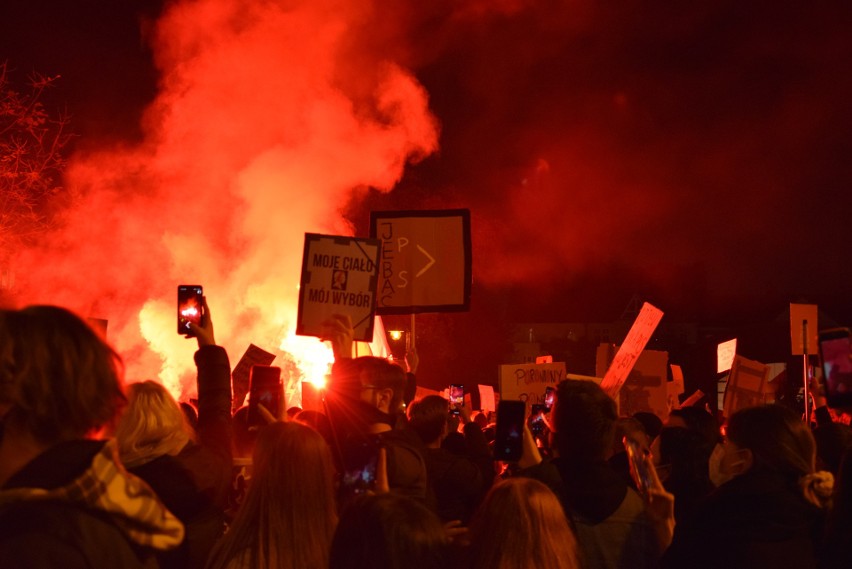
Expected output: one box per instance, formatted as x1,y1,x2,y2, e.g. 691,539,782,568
407,395,449,446
468,477,581,569
632,411,663,443
231,405,257,458
552,380,618,461
472,411,489,430
355,357,407,415
668,406,721,451
722,404,816,483
330,493,449,569
0,305,126,445
115,380,194,468
208,421,337,569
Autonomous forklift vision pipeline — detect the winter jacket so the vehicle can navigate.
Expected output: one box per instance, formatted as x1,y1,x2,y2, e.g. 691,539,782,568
0,439,184,568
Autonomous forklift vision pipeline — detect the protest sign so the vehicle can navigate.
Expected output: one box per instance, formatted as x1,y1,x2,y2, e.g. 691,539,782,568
478,384,496,412
723,355,772,417
668,364,685,409
231,344,276,410
790,303,819,356
536,355,553,364
499,362,567,405
717,339,737,374
566,373,604,385
296,233,381,342
370,209,471,314
597,345,669,420
599,302,664,397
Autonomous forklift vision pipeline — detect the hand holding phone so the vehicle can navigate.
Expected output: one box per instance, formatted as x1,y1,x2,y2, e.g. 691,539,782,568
449,384,464,415
624,436,654,495
819,328,852,408
494,400,526,462
177,285,203,337
544,386,555,411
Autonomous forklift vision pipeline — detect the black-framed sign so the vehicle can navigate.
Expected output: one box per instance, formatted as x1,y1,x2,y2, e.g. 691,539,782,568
370,209,472,315
296,233,381,342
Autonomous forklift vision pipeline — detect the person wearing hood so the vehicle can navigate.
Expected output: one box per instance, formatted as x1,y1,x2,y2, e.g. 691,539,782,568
0,305,184,568
322,314,427,502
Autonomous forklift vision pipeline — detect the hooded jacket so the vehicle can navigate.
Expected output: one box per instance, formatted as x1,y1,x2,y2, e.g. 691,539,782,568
0,438,184,568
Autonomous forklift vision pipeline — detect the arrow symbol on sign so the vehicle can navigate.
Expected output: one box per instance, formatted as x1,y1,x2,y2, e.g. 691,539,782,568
416,245,435,277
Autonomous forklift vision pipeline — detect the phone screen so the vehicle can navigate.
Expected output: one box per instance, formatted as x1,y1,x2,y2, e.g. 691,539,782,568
820,328,852,408
177,285,203,335
340,436,380,502
530,403,546,437
624,436,653,494
449,384,464,414
544,386,555,410
494,400,525,462
247,365,282,427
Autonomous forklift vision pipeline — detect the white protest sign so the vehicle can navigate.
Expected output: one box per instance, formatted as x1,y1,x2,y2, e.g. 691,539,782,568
723,355,771,417
478,384,496,412
499,362,567,404
717,338,737,374
599,302,664,397
296,233,381,342
790,303,819,356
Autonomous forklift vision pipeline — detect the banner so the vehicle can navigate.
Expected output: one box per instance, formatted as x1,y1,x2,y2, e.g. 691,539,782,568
498,362,566,404
370,209,471,314
599,302,664,397
296,233,381,342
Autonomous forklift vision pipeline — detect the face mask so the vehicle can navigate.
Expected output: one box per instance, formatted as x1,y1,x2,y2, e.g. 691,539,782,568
709,442,748,487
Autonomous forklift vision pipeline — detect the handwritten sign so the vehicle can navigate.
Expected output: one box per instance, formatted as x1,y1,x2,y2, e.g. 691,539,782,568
296,233,381,342
370,209,471,314
499,362,566,404
599,302,664,397
478,384,496,412
231,344,276,411
717,339,737,374
790,303,819,356
723,355,771,417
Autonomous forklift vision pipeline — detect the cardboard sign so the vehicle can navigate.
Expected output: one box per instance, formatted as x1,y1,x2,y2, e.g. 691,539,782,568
790,303,819,356
370,209,471,314
231,344,276,410
566,373,604,385
478,384,496,412
499,362,566,404
536,355,553,364
597,345,669,421
717,339,737,374
599,302,664,397
296,233,381,342
670,365,685,395
723,355,771,417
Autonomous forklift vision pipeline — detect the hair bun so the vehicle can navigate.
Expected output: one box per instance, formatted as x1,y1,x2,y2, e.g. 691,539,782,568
800,470,834,507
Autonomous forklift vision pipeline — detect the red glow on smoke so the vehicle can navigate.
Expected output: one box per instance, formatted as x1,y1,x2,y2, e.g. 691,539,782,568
8,0,438,400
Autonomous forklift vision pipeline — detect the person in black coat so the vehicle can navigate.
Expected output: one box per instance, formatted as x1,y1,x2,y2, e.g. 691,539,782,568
116,297,233,569
662,404,832,569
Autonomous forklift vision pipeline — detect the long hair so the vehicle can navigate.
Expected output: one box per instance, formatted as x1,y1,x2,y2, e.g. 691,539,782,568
330,493,448,569
468,477,581,569
206,421,337,569
0,305,126,444
116,380,195,468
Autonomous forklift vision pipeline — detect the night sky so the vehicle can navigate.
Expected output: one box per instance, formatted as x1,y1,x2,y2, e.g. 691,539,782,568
2,1,851,391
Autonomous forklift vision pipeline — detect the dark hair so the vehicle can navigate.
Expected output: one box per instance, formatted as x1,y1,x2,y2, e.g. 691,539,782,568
355,357,407,414
813,422,852,476
0,305,126,444
207,422,337,569
553,380,617,460
632,411,663,441
330,493,448,569
668,406,721,451
726,404,815,481
407,395,449,445
468,478,581,569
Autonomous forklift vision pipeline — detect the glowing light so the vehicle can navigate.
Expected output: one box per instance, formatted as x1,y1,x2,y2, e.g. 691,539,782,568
389,330,404,341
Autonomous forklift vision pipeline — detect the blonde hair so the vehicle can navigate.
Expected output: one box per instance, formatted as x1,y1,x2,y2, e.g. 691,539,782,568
468,477,581,569
116,380,194,468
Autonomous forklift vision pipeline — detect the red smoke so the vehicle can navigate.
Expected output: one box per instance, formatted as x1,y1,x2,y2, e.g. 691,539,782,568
10,0,438,399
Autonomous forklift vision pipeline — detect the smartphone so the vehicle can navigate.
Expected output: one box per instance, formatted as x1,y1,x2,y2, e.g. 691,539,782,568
247,365,282,427
493,400,525,462
177,285,203,336
530,403,546,438
819,328,852,408
624,436,653,494
449,384,464,415
543,386,556,411
339,435,380,502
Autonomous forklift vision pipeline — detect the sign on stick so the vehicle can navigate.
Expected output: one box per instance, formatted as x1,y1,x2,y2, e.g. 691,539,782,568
599,302,664,397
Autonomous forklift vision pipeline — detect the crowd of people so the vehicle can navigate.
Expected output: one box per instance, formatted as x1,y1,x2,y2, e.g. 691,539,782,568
1,301,851,568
